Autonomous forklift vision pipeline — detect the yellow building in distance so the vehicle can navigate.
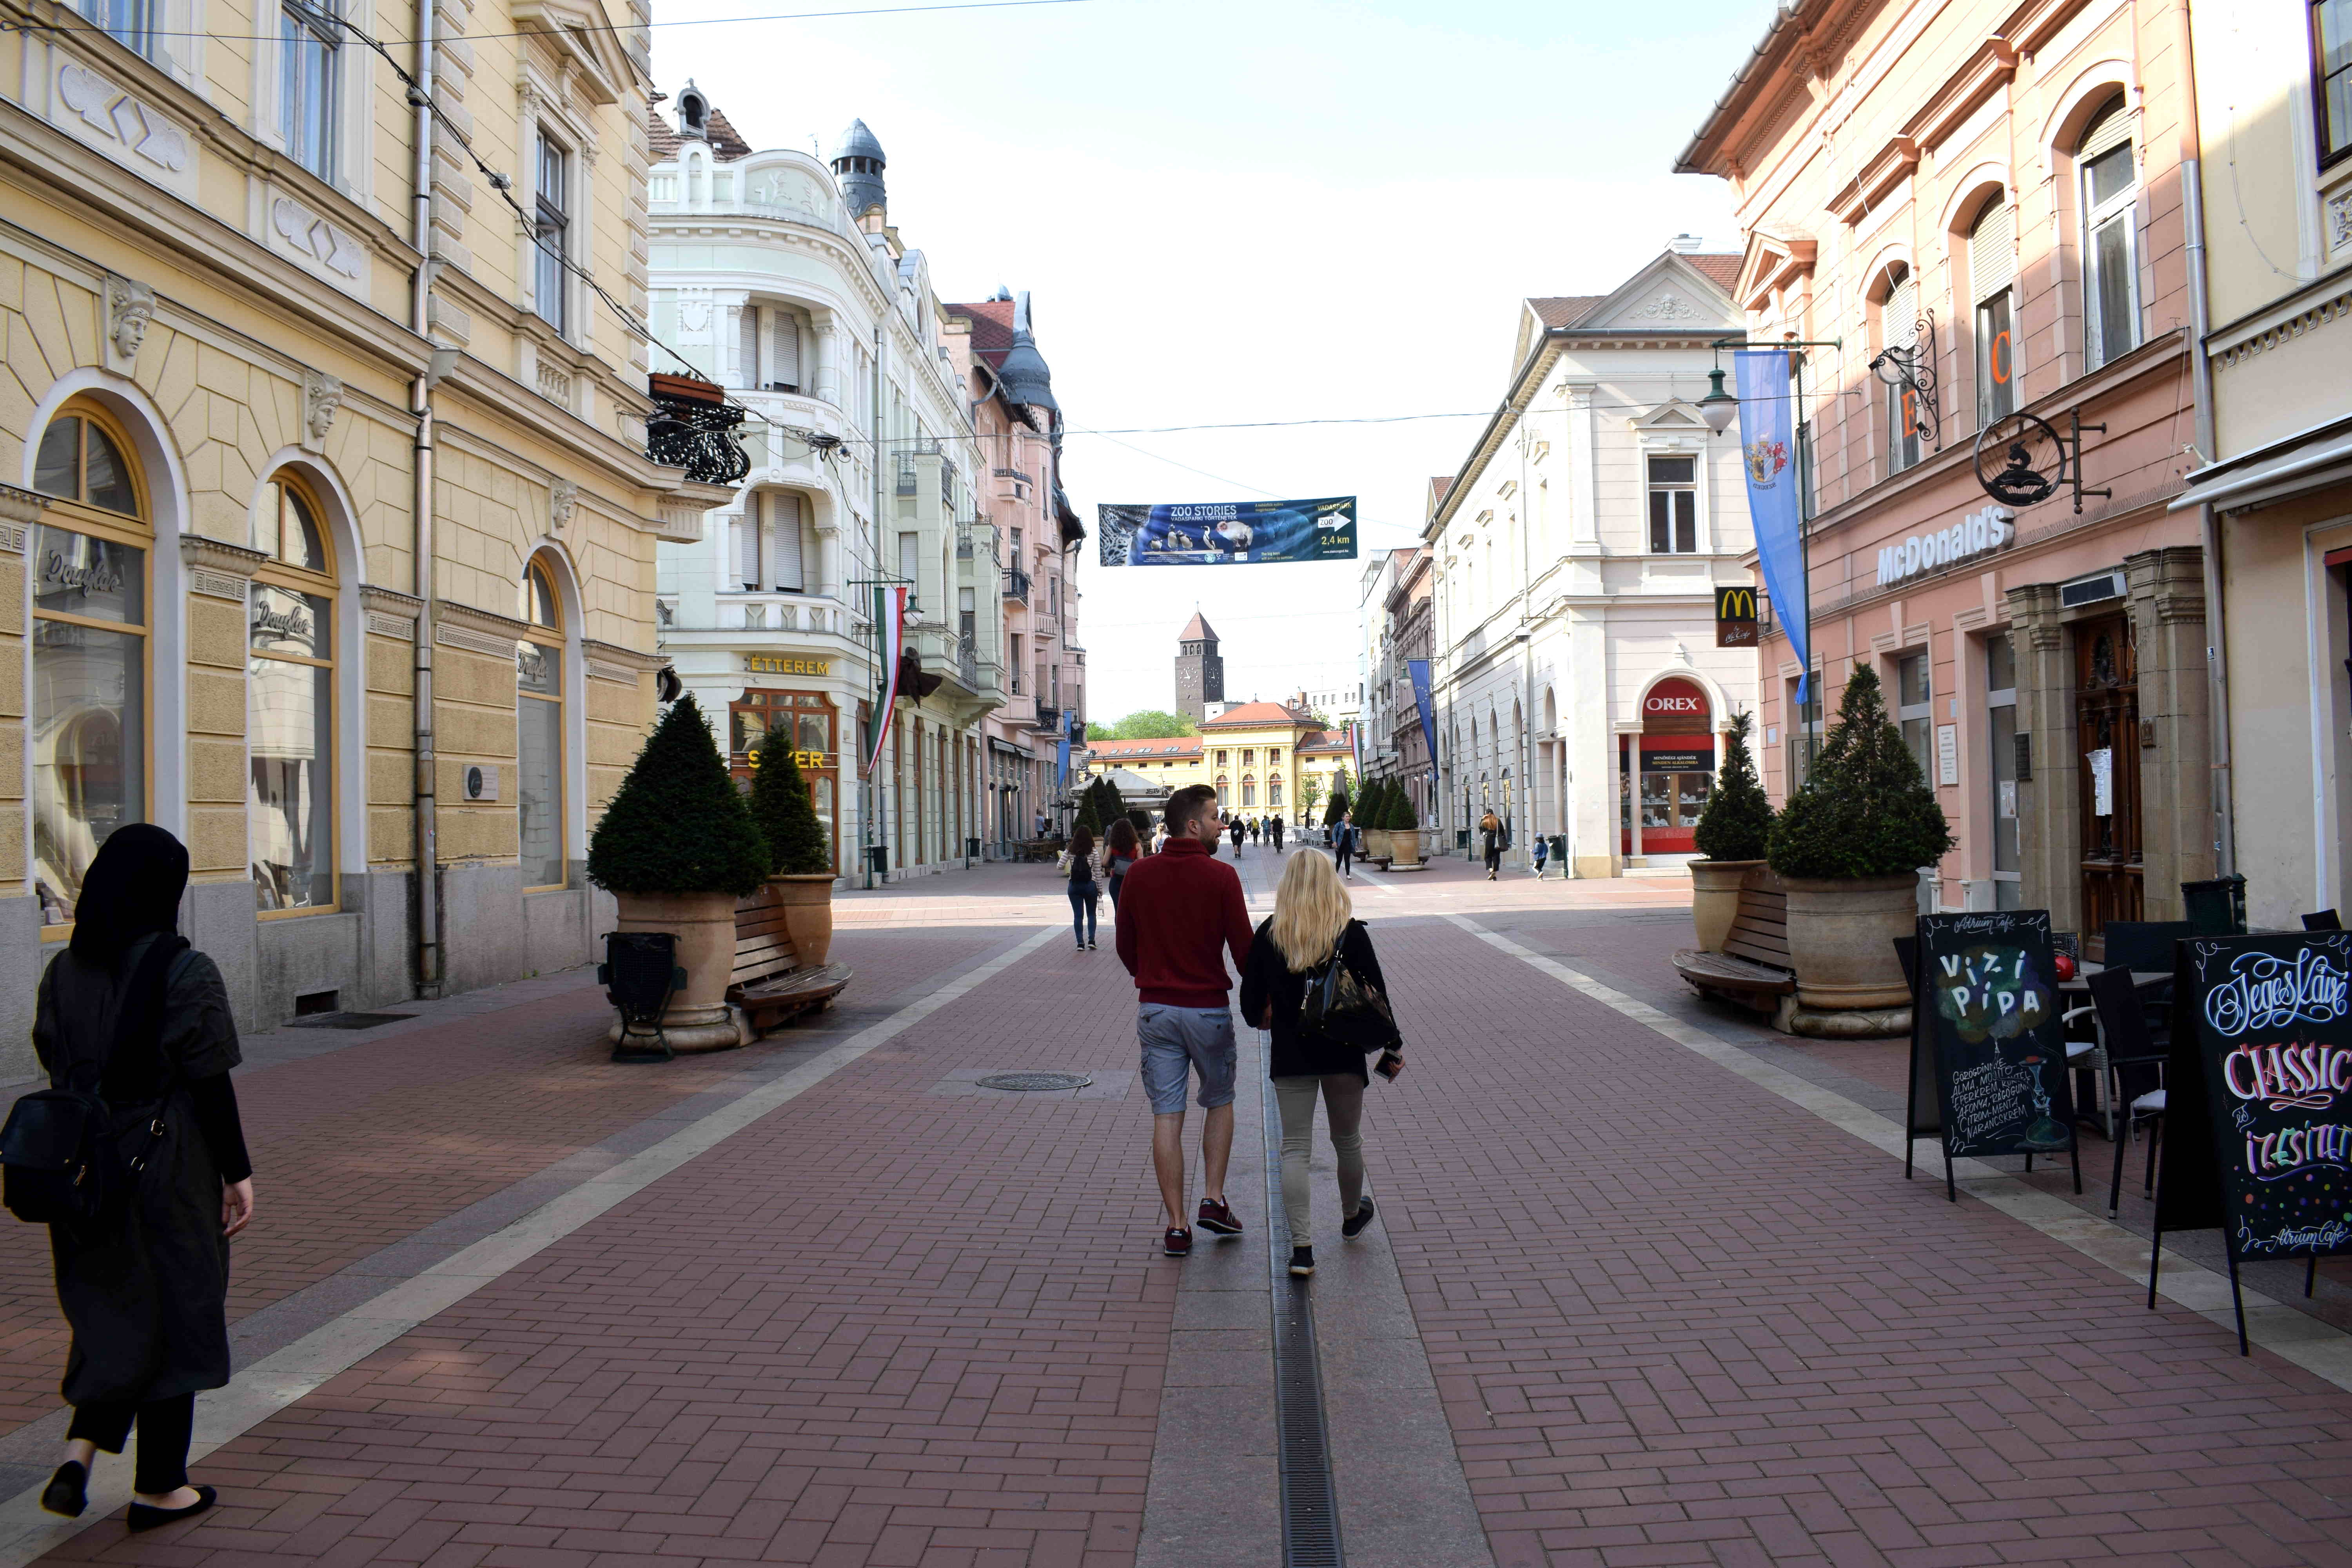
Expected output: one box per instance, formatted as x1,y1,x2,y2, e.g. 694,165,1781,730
1085,702,1354,823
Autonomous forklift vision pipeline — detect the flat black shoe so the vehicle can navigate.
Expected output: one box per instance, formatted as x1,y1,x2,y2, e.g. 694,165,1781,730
1343,1197,1377,1239
40,1460,86,1518
127,1485,216,1532
1289,1245,1314,1277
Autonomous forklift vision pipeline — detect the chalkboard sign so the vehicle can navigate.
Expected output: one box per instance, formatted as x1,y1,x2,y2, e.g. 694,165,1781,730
2160,932,2352,1270
1906,911,2077,1198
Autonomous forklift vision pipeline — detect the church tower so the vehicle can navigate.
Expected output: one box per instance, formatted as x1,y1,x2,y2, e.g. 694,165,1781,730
1174,611,1224,721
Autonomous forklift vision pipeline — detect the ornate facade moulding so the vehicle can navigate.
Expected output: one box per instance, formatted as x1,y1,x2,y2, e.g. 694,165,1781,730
1828,136,1920,225
583,638,667,685
181,534,269,601
360,585,425,639
0,484,44,552
433,599,535,661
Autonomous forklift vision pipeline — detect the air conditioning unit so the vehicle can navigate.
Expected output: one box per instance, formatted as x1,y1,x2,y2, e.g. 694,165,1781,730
2058,568,2126,608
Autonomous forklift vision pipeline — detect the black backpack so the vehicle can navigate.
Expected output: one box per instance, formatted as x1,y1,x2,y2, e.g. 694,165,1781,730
0,937,187,1229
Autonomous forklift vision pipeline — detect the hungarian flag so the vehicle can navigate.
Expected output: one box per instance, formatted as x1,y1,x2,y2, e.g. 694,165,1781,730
863,584,907,777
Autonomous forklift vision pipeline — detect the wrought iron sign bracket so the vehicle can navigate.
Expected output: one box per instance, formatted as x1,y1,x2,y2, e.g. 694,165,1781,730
1869,311,1941,450
2069,411,2111,515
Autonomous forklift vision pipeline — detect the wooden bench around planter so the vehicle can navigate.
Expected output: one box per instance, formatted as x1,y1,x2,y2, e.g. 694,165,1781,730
726,885,849,1032
1672,868,1795,1015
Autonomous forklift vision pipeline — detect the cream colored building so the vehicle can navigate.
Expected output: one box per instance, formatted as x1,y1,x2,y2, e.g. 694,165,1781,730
1083,702,1353,826
0,0,723,1066
2172,0,2352,928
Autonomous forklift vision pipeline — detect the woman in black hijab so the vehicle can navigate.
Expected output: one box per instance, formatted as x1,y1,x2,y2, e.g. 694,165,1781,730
33,824,253,1530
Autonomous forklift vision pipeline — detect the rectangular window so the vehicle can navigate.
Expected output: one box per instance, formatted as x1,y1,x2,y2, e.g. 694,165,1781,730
1646,456,1697,553
1976,292,2016,425
897,530,918,588
2321,0,2352,167
770,310,801,392
517,640,564,888
765,492,805,591
735,499,759,591
738,306,760,391
2083,140,2140,368
1987,633,2020,909
249,581,334,911
281,0,340,178
1897,653,1933,781
534,131,569,334
32,526,147,926
1883,272,1922,473
81,0,158,56
959,586,976,646
1009,635,1022,693
1786,673,1822,796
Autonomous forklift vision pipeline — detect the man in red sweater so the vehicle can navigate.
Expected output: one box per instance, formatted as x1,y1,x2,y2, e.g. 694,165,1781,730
1115,783,1256,1256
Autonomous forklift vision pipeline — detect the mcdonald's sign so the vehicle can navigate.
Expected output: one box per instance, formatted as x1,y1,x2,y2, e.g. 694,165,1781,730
1715,584,1759,648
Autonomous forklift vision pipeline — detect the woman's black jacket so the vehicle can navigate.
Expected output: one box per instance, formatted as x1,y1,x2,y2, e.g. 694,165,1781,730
1238,918,1390,1083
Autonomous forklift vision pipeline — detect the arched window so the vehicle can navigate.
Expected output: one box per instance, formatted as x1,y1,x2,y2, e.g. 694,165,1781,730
1878,265,1922,474
1269,771,1284,808
1214,773,1229,808
517,556,566,889
1969,196,2019,424
248,474,337,912
1241,773,1257,808
2078,99,2140,369
29,402,151,928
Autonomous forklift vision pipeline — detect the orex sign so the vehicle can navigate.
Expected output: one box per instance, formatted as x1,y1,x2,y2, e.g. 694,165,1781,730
1875,505,2015,588
744,654,832,676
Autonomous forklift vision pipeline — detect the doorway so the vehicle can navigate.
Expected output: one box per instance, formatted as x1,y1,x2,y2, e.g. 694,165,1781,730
2074,612,2141,943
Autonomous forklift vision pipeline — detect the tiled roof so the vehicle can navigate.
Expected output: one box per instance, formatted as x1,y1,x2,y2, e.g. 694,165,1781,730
1178,610,1218,642
1428,475,1453,505
647,106,681,161
1530,296,1606,328
703,107,753,160
1200,701,1313,730
1296,730,1352,754
946,299,1016,365
1688,252,1743,291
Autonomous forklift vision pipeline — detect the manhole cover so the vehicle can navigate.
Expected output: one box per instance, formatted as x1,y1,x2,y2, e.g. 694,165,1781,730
975,1071,1094,1093
286,1011,417,1031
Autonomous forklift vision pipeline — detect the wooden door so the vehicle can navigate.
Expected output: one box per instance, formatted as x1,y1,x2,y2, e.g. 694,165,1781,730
2074,613,2142,945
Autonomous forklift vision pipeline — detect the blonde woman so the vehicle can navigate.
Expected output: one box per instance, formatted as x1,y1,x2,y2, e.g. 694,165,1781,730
1238,849,1401,1278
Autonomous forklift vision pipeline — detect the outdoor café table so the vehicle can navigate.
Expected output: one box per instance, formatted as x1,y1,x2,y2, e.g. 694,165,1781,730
2056,966,2171,1134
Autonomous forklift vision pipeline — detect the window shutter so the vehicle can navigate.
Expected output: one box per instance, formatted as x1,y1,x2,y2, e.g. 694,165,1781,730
735,495,759,587
1970,201,2015,301
738,305,759,389
772,492,805,590
771,312,801,389
1884,274,1919,348
2078,102,2135,162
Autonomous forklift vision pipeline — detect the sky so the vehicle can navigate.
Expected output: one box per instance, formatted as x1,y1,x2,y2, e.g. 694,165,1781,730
652,0,1773,720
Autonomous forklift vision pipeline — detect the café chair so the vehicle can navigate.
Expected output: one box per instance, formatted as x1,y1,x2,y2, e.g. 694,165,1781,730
2305,910,2343,931
2088,966,2167,1214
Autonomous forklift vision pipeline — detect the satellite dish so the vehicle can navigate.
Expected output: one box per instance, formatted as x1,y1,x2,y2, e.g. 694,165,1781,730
1974,411,2064,508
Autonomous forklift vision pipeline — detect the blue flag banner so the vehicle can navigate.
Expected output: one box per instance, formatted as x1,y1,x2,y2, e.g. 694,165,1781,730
1408,658,1436,771
1056,711,1071,789
1733,350,1810,701
1097,497,1356,566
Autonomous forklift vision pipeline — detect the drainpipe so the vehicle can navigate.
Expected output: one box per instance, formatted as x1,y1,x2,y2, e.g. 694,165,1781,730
408,0,442,995
2175,3,2233,877
865,323,884,889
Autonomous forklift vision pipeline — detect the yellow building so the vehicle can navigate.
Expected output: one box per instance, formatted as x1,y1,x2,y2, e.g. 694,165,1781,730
1084,702,1355,823
0,0,730,1064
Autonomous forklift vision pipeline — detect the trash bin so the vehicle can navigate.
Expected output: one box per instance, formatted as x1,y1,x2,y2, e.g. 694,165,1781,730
1455,828,1471,851
964,836,981,866
1547,834,1567,877
2181,874,2247,936
864,845,890,875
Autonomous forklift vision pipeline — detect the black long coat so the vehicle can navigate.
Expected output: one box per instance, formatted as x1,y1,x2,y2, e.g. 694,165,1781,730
32,935,240,1407
1238,919,1390,1084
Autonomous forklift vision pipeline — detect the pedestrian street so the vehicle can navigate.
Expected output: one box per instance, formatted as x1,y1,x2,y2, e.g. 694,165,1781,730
0,848,2345,1567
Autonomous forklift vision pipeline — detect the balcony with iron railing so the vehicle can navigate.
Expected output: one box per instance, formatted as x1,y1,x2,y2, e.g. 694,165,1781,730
647,374,750,486
1004,567,1032,603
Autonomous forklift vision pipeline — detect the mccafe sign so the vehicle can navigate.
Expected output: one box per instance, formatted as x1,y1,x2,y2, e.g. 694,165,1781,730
1875,505,2015,588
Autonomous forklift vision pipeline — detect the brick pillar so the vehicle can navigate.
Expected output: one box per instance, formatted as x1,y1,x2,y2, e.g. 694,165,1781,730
2005,581,2082,936
2125,545,2214,922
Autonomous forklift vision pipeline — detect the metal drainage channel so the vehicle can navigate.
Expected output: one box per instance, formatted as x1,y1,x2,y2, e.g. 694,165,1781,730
973,1071,1093,1092
1261,1061,1345,1568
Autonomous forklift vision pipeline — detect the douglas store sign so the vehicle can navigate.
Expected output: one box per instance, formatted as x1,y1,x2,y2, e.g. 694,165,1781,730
1875,505,2014,588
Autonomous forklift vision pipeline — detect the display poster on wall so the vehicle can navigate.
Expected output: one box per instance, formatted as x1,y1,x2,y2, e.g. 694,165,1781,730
1096,497,1357,566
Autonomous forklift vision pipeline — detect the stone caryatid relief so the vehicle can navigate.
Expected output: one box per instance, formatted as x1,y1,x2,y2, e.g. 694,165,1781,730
104,274,155,371
549,478,579,533
1633,293,1701,322
303,370,343,450
55,60,193,191
269,195,368,291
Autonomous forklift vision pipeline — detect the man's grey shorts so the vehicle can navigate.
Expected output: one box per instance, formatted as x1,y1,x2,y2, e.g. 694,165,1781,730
1137,1004,1238,1115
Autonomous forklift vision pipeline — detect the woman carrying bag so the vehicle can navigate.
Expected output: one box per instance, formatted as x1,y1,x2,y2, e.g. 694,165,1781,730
1479,810,1505,880
28,825,253,1530
1060,826,1102,951
1240,850,1402,1278
1102,818,1142,913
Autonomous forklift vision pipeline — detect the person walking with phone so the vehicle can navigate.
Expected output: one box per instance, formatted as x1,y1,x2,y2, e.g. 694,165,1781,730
30,826,253,1530
1116,785,1254,1256
1479,809,1505,881
1240,849,1400,1279
1061,825,1102,951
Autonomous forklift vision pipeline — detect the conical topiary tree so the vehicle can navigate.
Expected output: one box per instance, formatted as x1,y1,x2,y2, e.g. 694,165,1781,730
1385,780,1419,833
1766,665,1953,879
588,694,771,897
749,726,832,875
1693,708,1772,864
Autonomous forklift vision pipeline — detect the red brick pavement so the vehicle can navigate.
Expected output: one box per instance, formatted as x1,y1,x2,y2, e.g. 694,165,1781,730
45,931,1174,1566
1359,914,2352,1567
0,927,1005,1437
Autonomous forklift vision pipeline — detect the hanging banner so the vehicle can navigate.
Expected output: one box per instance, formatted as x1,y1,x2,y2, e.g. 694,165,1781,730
1734,350,1810,699
1055,710,1072,790
862,584,906,777
1097,497,1356,566
1408,658,1436,769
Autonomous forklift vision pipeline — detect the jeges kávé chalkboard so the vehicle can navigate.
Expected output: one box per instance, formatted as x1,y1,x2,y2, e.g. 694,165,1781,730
1913,911,2075,1165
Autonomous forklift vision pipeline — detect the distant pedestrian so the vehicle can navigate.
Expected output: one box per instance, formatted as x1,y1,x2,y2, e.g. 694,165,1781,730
1229,817,1246,856
1103,818,1141,913
1334,814,1355,878
32,825,252,1532
1249,819,1261,846
1532,834,1549,877
1240,849,1401,1279
1271,818,1286,851
1060,826,1101,951
1116,784,1253,1257
1479,811,1504,880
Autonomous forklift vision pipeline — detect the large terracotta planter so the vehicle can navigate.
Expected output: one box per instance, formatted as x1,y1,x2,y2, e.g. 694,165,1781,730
769,873,836,967
1779,873,1918,1010
1388,828,1423,868
1689,859,1762,953
608,889,744,1051
1362,828,1392,862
